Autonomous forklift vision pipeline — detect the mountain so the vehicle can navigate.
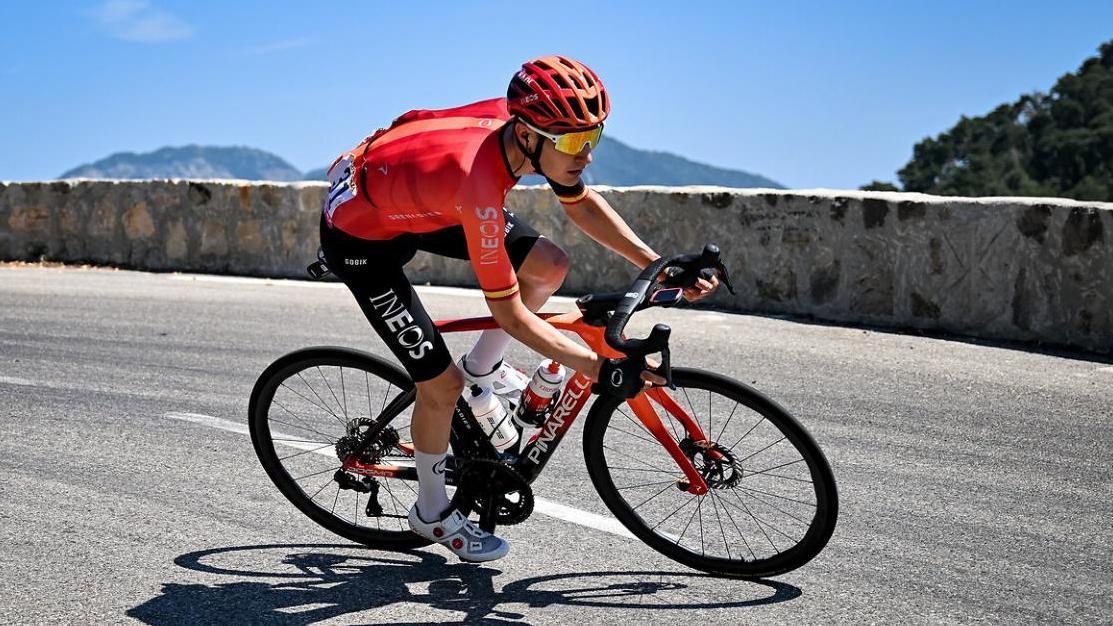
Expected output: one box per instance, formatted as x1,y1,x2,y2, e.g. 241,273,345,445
574,136,781,188
62,138,782,189
305,136,781,188
60,145,303,181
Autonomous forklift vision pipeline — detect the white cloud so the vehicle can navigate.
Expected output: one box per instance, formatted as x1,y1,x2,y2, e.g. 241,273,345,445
241,37,313,56
89,0,193,43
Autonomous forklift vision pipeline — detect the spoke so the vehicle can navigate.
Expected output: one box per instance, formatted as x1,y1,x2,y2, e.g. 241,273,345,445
331,484,341,515
607,466,676,474
618,408,662,444
742,471,813,484
317,366,346,420
675,497,702,546
609,424,664,448
296,372,342,420
272,436,335,445
731,490,786,550
271,401,339,442
285,378,345,426
680,387,699,438
729,414,767,450
631,482,676,511
745,458,806,477
714,401,740,444
380,379,391,416
603,444,680,475
308,474,336,501
381,481,408,531
399,477,419,497
650,495,698,531
658,395,683,442
710,491,756,560
293,465,342,483
278,442,336,461
737,436,787,464
707,389,713,444
738,485,817,508
616,479,678,491
740,489,813,527
709,494,732,560
340,367,347,421
697,497,706,556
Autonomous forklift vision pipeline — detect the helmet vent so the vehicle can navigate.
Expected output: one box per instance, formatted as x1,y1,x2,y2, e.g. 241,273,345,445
584,96,601,117
567,98,586,121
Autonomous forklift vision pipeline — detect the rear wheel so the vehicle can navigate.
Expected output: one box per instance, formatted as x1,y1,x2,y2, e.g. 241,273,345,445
249,347,458,549
583,368,838,578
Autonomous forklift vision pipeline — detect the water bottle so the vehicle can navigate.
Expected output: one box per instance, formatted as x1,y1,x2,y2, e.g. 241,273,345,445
466,385,519,452
514,359,566,429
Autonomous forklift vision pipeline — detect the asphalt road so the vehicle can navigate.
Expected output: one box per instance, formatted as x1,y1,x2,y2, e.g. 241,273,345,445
1,265,1110,625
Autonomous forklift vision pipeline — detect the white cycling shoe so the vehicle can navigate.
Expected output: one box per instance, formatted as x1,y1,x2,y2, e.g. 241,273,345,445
458,355,529,400
408,506,510,562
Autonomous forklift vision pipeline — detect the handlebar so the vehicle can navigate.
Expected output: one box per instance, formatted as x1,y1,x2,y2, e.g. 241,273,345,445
595,244,731,392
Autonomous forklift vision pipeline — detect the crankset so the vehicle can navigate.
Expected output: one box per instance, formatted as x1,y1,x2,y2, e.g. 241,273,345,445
456,459,534,531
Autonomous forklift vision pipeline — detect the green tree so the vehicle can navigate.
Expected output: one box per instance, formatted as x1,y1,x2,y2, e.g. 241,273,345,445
898,40,1113,202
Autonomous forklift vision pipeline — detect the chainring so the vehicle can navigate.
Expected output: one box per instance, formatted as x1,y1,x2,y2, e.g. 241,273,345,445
456,459,534,525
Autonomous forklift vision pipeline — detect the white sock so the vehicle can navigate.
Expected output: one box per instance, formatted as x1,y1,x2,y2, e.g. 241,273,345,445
414,449,450,523
464,329,513,375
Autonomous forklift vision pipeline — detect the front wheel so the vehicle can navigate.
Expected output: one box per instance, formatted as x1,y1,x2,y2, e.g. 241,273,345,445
583,368,838,578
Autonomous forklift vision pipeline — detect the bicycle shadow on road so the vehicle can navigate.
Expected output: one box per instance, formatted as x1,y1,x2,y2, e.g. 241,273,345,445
127,543,801,624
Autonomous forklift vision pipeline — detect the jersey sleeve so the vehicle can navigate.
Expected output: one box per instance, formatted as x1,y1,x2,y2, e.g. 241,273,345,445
458,185,520,301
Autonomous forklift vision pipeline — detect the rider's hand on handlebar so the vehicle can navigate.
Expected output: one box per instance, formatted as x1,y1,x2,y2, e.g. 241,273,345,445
682,273,719,302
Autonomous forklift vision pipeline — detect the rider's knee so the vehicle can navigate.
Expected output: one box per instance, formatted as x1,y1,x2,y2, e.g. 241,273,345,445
523,238,569,291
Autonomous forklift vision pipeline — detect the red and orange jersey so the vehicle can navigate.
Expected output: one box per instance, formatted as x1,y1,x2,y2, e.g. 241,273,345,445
325,98,529,300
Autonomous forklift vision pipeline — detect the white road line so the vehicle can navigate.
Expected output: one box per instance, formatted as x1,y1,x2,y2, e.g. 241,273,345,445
165,411,636,540
1098,367,1113,373
0,375,38,387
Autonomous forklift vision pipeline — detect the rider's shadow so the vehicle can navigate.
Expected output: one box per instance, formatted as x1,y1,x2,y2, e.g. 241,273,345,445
126,544,801,625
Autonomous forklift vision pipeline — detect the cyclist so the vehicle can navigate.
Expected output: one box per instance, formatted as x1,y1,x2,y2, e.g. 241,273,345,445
320,55,718,562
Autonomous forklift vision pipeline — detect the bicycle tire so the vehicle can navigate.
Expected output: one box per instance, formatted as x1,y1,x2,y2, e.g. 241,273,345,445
249,346,441,550
583,367,838,578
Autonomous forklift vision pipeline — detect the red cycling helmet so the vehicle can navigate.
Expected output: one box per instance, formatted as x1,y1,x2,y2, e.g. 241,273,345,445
507,55,610,132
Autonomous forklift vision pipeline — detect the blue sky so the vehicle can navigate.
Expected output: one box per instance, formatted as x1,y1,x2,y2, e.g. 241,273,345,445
1,1,1110,188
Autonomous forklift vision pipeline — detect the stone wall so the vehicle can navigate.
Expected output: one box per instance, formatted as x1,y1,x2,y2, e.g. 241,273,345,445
2,179,1110,354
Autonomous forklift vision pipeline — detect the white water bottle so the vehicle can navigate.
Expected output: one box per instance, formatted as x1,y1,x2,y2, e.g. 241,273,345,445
467,385,519,452
514,359,566,429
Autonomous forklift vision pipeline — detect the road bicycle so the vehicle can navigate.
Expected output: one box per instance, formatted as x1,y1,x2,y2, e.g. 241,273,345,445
249,246,838,578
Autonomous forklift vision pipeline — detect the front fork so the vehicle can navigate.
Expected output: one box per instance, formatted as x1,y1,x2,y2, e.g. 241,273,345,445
626,387,718,495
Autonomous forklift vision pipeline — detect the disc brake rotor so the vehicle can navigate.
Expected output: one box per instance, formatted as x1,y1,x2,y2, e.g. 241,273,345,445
679,438,743,489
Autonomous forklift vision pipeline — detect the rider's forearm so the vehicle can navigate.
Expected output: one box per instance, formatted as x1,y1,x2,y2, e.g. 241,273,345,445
563,190,659,270
487,298,602,379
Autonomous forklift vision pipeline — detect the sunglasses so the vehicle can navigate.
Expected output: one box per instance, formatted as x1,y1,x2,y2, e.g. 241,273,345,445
523,121,604,155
